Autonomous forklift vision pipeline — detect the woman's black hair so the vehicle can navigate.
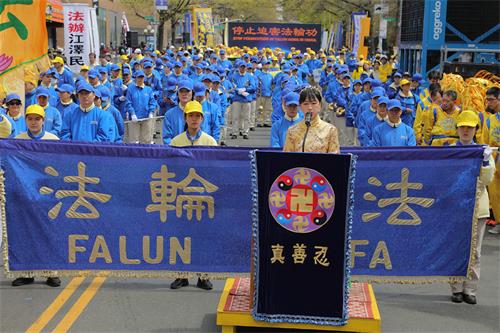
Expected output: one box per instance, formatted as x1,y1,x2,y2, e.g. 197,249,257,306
299,86,322,104
429,83,442,98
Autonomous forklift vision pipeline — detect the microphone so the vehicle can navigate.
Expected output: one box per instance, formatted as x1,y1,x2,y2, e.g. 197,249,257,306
302,112,312,152
305,112,312,126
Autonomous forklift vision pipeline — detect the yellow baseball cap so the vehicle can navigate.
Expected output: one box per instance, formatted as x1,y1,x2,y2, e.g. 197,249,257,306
25,104,46,119
80,65,90,71
184,101,203,115
120,54,129,60
400,79,411,86
52,56,64,64
456,110,479,127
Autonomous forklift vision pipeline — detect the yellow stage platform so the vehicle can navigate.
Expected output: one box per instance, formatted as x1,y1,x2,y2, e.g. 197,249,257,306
216,278,381,333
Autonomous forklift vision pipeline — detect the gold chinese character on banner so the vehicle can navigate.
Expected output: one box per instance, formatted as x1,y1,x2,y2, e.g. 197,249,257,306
362,168,435,225
39,162,112,219
270,244,285,264
314,246,330,267
292,243,307,264
146,166,219,222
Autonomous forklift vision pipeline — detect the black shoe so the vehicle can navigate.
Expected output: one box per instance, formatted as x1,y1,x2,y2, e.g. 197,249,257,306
46,277,61,287
170,278,189,289
243,134,249,139
196,278,213,290
12,277,34,287
250,127,255,131
257,124,263,128
220,141,227,146
263,124,271,128
239,131,243,136
230,134,237,139
451,292,463,303
463,294,477,304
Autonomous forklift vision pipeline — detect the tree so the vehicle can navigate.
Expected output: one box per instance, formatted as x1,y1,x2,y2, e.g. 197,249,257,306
121,0,192,49
207,0,278,22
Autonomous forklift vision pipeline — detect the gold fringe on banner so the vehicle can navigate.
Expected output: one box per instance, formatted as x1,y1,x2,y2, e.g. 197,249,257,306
4,269,250,280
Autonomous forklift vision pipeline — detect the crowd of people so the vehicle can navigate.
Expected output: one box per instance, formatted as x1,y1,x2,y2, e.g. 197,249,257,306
0,44,498,301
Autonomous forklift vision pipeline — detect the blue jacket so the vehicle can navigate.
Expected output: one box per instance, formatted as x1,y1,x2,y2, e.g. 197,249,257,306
357,106,377,146
201,100,220,141
56,67,75,87
42,105,62,136
125,84,157,119
346,92,362,127
364,115,387,146
324,79,341,104
60,105,114,142
55,101,78,119
270,113,304,148
8,115,26,137
25,90,37,107
103,103,125,142
396,91,419,127
372,121,417,147
258,71,273,97
144,72,163,97
162,105,185,144
39,84,59,106
230,72,255,103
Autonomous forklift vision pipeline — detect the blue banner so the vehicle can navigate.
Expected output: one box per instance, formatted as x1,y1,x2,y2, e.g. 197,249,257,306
228,22,322,53
0,140,482,282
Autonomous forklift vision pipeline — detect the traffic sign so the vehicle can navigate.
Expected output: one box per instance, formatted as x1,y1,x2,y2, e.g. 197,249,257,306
144,15,154,21
384,17,397,22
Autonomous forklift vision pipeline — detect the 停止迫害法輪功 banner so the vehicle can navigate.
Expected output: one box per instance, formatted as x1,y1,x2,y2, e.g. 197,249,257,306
228,22,322,53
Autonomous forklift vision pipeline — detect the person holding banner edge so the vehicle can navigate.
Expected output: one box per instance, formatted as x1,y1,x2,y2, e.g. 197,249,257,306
449,111,495,304
12,105,61,287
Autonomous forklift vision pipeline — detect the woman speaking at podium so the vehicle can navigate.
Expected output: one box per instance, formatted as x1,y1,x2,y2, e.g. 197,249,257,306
283,86,340,153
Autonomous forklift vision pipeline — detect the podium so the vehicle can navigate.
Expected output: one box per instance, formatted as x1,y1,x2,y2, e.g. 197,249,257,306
217,278,381,333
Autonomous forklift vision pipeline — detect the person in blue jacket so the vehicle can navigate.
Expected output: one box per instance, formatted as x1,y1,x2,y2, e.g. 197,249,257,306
93,87,120,142
52,57,74,88
162,79,194,144
38,70,59,106
159,77,178,116
372,99,416,147
270,92,303,148
143,61,163,99
60,83,114,142
386,72,402,99
257,60,273,127
98,86,125,142
4,93,26,137
55,84,78,118
125,70,158,144
396,78,419,127
357,88,385,146
364,96,389,146
217,49,232,69
35,87,62,137
193,82,220,141
229,61,255,139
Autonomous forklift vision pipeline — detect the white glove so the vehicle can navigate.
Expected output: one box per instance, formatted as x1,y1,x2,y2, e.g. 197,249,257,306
257,64,262,69
237,88,246,94
241,91,250,97
122,84,128,90
131,114,138,122
148,113,154,119
118,95,126,102
483,146,492,162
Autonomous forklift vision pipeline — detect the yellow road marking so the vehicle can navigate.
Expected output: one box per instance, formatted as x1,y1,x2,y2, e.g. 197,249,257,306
51,274,108,333
26,277,86,333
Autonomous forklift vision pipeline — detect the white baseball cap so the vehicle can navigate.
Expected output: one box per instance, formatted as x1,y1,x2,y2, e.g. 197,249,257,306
134,48,142,54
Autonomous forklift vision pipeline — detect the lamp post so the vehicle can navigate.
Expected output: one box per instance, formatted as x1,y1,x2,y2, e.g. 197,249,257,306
144,25,155,50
